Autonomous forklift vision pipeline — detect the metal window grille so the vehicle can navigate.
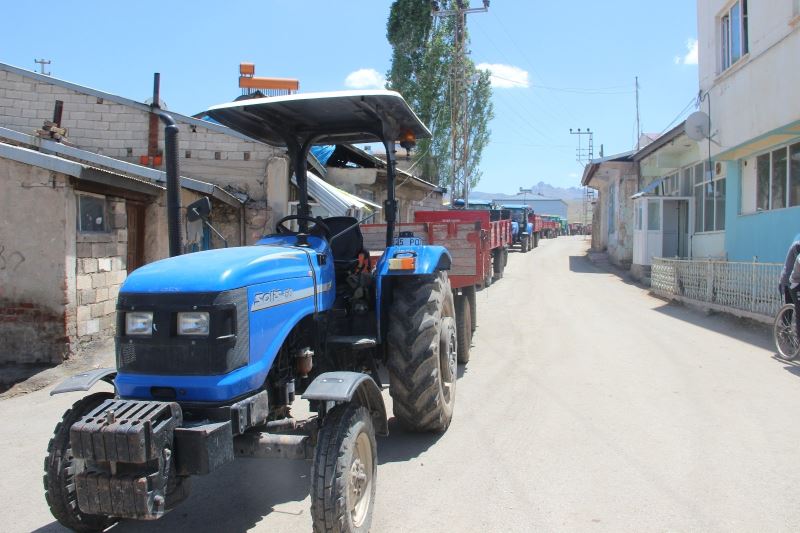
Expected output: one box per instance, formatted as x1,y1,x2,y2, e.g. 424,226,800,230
651,257,782,320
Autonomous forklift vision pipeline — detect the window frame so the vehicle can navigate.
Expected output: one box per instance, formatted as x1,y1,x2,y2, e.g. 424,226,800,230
719,0,749,73
693,161,725,233
753,142,800,212
76,192,109,234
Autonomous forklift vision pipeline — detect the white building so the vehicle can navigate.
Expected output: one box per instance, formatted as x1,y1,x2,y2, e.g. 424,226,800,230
697,0,800,262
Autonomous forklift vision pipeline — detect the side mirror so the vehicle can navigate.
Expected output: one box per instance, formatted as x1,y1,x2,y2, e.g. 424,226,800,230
187,197,212,222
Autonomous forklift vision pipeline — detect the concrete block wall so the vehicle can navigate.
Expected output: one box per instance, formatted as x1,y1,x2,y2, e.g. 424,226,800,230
0,67,283,227
74,196,127,345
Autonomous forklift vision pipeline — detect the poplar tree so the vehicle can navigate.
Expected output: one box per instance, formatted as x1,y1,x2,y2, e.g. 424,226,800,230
386,0,493,189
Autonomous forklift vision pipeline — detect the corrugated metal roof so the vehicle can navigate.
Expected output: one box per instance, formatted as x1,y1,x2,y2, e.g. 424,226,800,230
292,172,381,217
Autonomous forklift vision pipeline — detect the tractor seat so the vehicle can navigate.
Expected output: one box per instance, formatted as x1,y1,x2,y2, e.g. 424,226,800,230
322,216,363,270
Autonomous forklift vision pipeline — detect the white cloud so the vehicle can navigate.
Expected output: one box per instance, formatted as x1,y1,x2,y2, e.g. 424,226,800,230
476,63,530,89
344,68,385,89
674,38,698,66
568,172,579,179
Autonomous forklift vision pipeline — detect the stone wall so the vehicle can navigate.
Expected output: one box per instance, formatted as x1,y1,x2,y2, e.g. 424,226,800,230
74,196,127,345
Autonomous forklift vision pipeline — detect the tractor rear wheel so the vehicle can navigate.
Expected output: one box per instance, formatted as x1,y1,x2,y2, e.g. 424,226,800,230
311,404,377,533
533,233,540,248
387,272,457,432
522,235,530,253
44,392,117,533
455,293,472,364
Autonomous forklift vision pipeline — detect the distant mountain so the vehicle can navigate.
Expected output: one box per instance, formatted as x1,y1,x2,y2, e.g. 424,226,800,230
471,181,585,201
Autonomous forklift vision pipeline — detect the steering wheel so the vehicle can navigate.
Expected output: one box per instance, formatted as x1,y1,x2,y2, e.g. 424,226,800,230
275,215,332,239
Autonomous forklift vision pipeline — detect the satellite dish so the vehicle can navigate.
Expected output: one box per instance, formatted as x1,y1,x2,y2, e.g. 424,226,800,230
685,111,710,142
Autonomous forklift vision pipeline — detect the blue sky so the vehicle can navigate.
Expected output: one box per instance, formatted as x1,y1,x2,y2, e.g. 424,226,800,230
2,0,699,192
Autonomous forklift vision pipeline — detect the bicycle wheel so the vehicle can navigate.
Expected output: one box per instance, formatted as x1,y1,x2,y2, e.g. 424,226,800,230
774,303,800,361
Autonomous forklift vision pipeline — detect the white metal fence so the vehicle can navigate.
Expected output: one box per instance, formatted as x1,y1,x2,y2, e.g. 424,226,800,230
651,258,783,320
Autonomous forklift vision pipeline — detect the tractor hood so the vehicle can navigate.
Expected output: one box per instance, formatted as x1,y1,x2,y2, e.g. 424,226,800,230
121,245,314,293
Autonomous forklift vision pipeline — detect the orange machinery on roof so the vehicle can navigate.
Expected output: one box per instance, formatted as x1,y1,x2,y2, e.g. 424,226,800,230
238,63,299,95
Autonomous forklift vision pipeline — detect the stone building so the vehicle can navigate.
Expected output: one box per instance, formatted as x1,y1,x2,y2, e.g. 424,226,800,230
581,151,637,269
0,62,287,244
0,128,242,366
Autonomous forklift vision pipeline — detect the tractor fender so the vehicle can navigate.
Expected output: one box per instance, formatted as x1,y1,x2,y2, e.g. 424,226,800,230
375,244,451,277
50,367,117,396
302,372,388,436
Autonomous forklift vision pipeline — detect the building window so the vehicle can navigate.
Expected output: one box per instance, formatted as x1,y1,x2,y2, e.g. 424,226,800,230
693,161,725,232
77,193,108,233
647,200,661,230
720,0,749,72
756,142,800,210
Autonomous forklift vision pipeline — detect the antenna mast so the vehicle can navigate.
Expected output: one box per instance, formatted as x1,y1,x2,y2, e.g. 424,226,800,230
432,0,489,207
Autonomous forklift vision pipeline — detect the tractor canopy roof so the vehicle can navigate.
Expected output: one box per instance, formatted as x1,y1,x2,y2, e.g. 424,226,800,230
206,90,431,147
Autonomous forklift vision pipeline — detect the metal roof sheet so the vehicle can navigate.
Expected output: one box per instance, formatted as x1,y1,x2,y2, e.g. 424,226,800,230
206,90,431,146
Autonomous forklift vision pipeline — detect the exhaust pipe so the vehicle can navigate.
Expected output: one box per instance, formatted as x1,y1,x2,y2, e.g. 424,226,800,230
158,113,182,257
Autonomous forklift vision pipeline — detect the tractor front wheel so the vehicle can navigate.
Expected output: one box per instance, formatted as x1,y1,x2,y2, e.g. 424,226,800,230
387,272,457,432
44,392,117,533
311,404,377,533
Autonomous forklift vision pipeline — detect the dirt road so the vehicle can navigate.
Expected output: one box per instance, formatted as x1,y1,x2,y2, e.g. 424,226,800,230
3,236,798,532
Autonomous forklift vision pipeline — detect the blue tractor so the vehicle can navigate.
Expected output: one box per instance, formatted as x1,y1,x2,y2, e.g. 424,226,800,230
44,91,458,532
506,204,536,252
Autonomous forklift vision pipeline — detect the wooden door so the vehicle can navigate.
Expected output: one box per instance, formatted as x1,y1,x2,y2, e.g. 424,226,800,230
126,202,145,273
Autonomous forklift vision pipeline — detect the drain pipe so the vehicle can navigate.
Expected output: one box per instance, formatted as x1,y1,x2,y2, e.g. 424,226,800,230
158,113,182,257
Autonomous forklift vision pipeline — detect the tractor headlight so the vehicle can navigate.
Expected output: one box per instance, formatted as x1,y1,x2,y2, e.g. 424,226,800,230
125,311,154,336
177,312,210,336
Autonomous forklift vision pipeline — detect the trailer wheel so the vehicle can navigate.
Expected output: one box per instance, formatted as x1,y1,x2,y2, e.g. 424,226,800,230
387,272,457,432
503,247,509,267
492,248,505,280
463,285,477,332
311,404,377,533
44,392,117,533
455,294,472,364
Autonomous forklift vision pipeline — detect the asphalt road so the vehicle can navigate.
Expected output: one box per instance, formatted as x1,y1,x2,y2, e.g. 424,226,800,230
2,236,798,532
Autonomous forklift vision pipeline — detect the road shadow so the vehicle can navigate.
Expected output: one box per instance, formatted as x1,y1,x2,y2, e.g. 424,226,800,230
33,458,311,533
569,255,606,274
378,417,444,464
651,301,772,351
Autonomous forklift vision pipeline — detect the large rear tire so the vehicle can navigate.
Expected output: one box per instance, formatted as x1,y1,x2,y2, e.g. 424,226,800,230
455,293,472,364
774,303,800,361
311,404,377,533
387,272,457,433
521,235,530,253
44,392,117,533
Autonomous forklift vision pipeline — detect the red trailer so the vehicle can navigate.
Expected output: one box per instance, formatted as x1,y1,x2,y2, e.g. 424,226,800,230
361,209,510,364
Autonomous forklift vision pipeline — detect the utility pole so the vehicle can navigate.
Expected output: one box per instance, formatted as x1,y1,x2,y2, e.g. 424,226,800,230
570,128,595,236
34,58,51,76
432,0,489,208
569,128,593,165
635,76,641,150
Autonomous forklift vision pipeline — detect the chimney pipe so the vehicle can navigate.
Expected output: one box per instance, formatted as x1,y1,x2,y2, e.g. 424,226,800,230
158,113,182,257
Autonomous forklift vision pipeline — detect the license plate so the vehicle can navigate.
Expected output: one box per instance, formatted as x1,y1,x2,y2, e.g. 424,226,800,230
394,237,421,246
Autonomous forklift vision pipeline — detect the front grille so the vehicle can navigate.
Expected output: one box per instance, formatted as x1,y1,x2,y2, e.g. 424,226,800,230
116,288,249,376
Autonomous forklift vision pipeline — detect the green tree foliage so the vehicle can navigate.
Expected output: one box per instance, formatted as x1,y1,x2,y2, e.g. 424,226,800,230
386,0,493,189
